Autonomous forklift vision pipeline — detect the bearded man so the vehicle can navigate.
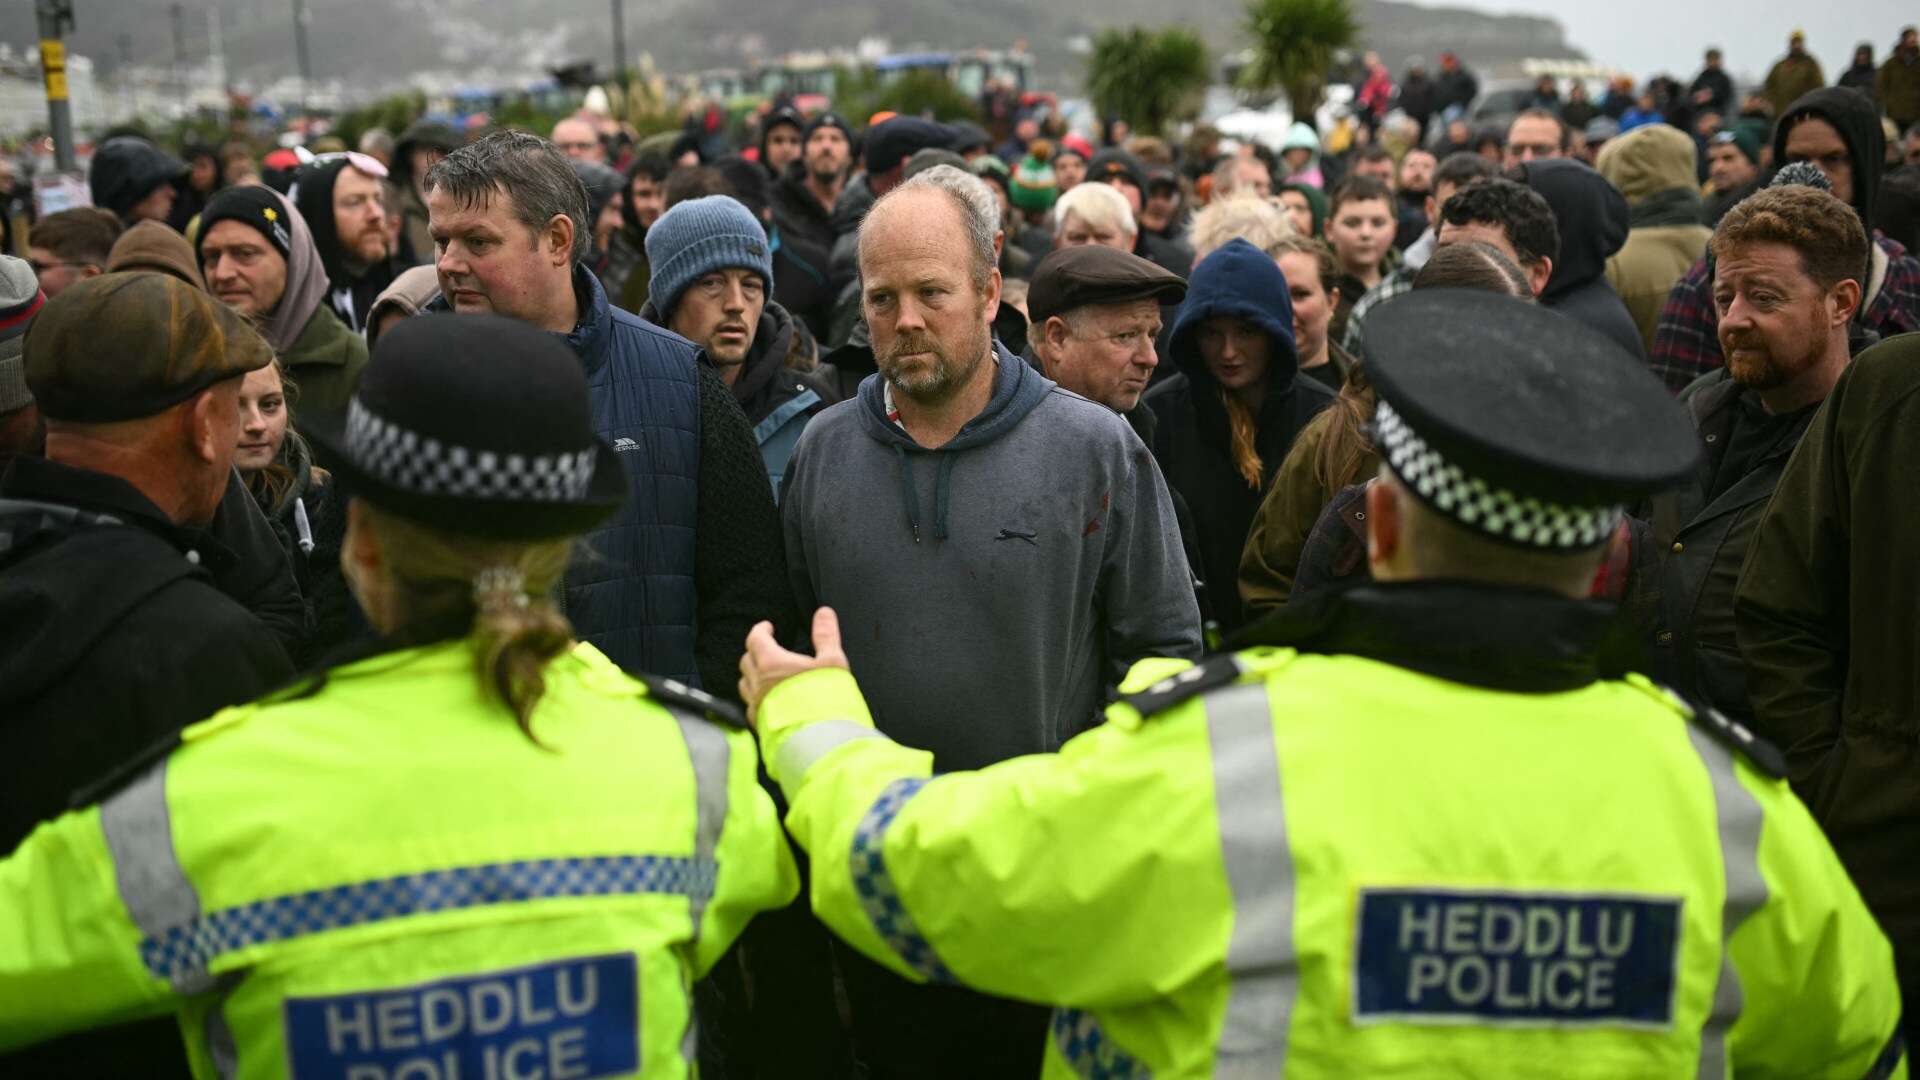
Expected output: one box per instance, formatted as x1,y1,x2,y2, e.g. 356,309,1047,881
292,153,412,332
1646,183,1866,720
774,163,1202,1079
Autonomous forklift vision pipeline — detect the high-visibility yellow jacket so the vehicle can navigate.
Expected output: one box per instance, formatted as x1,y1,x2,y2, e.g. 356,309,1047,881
0,639,797,1079
758,645,1905,1079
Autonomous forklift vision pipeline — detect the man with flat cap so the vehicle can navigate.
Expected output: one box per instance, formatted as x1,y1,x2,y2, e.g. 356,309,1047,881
1026,244,1209,618
0,272,295,1078
739,289,1905,1078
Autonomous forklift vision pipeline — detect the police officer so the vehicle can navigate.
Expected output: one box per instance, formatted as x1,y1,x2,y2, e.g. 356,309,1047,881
739,290,1906,1078
0,314,798,1077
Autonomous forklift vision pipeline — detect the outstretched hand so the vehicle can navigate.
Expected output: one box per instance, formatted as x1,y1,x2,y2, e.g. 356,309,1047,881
739,607,850,728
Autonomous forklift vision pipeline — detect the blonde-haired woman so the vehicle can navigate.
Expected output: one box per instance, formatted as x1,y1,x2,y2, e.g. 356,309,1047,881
0,314,797,1077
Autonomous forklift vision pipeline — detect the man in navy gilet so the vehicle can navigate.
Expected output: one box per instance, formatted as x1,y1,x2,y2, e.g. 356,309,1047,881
420,131,792,694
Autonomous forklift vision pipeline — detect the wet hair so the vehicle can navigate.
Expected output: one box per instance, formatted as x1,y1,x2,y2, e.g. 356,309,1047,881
1438,178,1560,268
1712,184,1870,293
1189,194,1292,262
868,165,999,290
358,501,575,742
30,207,124,266
1328,175,1393,217
423,130,591,261
1414,240,1533,297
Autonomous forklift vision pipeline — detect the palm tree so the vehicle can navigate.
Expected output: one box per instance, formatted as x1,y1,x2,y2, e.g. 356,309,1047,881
1083,27,1212,138
1239,0,1359,127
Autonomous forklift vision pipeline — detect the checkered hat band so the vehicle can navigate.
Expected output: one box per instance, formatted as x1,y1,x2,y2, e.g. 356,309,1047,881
1375,400,1623,551
346,399,597,503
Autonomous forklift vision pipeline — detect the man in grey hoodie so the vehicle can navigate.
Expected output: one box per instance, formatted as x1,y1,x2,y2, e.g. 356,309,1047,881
778,164,1202,1076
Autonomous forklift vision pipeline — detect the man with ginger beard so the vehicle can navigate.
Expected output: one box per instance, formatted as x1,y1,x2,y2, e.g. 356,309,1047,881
1645,184,1867,721
777,165,1200,1078
292,153,411,332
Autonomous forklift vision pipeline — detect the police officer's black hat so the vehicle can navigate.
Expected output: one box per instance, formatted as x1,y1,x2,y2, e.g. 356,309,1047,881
1363,289,1697,551
303,314,627,541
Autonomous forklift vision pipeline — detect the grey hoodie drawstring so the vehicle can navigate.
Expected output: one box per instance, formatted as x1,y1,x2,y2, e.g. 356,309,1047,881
893,446,960,543
292,497,314,555
932,454,956,542
893,444,923,543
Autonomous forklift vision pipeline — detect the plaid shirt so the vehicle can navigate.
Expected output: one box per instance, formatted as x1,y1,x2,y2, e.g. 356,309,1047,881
1338,267,1416,353
1650,235,1920,394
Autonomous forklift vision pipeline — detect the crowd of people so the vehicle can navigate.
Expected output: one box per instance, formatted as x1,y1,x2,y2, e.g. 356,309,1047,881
1,20,1919,1080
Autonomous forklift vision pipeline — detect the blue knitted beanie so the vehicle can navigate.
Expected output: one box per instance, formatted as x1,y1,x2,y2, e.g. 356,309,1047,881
645,195,774,317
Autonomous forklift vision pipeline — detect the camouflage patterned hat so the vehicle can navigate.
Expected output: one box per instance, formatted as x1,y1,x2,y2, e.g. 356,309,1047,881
24,271,272,422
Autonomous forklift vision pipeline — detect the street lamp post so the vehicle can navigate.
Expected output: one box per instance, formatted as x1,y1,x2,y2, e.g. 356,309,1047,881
36,0,76,172
291,0,313,116
611,0,627,84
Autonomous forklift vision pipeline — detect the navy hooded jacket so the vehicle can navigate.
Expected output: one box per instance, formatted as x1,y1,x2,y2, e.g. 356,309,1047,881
1144,238,1336,634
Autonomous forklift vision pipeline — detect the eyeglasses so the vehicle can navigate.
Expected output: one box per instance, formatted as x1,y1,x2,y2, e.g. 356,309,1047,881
555,140,600,153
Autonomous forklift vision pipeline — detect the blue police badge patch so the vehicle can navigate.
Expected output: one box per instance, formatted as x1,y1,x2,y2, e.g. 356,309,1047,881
1353,888,1682,1028
284,954,638,1079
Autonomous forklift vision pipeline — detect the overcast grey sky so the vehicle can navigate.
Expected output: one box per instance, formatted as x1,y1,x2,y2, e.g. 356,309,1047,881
1448,0,1913,83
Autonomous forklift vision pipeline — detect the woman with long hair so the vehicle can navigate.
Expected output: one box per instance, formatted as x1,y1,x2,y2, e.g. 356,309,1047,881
234,354,364,662
0,314,798,1075
1240,241,1535,613
1144,238,1337,635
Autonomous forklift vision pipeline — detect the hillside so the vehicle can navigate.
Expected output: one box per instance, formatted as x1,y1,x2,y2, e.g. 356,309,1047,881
4,0,1583,99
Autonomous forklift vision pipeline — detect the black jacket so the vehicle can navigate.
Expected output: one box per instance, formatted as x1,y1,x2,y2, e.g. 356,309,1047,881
1519,158,1647,361
1649,372,1821,719
0,458,295,851
770,165,838,255
1690,67,1734,115
1436,67,1479,111
773,223,835,346
1400,72,1437,120
253,436,369,666
1144,240,1336,635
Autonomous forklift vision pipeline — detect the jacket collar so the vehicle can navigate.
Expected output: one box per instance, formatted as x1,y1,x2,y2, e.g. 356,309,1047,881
563,264,615,375
1232,580,1646,693
0,456,239,571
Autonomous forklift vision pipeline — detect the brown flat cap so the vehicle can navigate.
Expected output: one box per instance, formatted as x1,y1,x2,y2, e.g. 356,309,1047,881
1027,245,1188,326
25,271,272,422
106,220,208,291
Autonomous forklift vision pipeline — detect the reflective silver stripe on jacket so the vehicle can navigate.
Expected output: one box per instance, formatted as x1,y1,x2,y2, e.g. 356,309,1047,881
773,719,887,788
1205,681,1296,1079
1685,725,1769,1080
675,714,732,941
99,759,214,995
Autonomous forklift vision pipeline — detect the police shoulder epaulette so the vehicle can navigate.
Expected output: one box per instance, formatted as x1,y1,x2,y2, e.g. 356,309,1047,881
636,673,747,729
1686,701,1788,780
1119,655,1246,719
